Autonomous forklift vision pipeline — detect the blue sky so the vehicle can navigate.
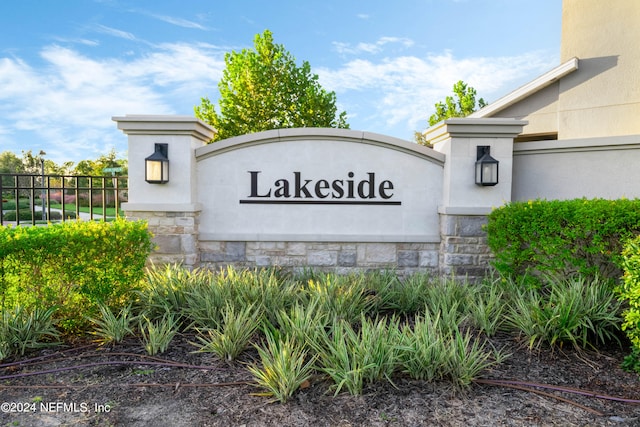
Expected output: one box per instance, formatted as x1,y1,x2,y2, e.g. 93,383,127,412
0,0,561,164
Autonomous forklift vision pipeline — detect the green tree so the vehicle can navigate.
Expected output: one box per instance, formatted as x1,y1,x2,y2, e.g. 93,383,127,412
195,30,349,142
0,151,24,174
415,80,487,146
73,149,127,177
429,80,487,126
0,151,25,193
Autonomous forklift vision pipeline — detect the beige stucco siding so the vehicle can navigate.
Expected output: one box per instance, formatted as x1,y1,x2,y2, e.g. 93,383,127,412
558,0,640,138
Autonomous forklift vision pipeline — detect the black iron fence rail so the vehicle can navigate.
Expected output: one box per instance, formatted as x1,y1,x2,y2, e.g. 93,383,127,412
0,174,128,226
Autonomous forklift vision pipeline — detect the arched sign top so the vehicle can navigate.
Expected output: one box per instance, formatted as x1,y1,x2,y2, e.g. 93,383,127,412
195,127,445,165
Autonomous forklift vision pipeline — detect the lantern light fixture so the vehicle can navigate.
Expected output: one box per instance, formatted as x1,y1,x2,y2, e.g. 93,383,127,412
475,145,499,186
145,143,169,184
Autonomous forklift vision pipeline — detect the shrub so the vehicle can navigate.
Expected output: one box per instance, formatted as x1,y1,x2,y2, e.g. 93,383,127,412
1,199,30,211
2,210,76,222
3,210,39,222
619,236,640,373
486,198,640,287
0,219,153,333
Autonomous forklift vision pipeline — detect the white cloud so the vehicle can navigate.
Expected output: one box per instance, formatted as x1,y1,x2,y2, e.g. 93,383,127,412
333,36,414,55
149,14,208,30
0,30,557,163
94,24,137,41
318,50,557,134
52,37,100,47
0,43,226,163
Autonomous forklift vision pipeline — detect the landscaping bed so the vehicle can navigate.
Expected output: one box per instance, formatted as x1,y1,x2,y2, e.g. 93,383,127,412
1,332,638,427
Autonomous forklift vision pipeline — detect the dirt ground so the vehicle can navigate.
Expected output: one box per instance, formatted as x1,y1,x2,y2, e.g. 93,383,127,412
1,333,639,427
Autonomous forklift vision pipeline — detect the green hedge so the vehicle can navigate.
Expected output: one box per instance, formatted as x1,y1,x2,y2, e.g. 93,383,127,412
2,210,77,221
1,199,30,210
0,219,154,332
486,199,640,286
620,236,640,373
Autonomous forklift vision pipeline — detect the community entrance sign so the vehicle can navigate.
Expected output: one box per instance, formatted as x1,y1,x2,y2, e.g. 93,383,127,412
195,130,444,243
114,115,525,279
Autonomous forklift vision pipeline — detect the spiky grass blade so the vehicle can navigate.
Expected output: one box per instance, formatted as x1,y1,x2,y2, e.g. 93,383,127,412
248,330,316,403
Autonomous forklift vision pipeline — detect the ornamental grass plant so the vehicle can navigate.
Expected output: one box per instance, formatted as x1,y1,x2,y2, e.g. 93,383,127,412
271,299,329,352
503,275,622,350
248,329,316,403
139,312,179,356
88,304,136,345
0,256,627,400
302,273,376,325
313,315,404,396
0,305,60,360
192,303,262,361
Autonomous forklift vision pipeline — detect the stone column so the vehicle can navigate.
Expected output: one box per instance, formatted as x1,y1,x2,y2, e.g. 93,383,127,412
427,118,527,280
112,115,216,269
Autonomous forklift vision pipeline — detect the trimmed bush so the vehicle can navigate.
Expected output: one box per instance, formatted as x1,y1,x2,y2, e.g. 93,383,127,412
2,208,76,221
1,198,30,211
3,210,39,221
486,198,640,286
619,236,640,373
0,219,154,332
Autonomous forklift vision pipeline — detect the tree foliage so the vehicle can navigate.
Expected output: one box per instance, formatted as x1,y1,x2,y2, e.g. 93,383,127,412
0,151,24,175
73,149,127,177
415,80,487,146
195,30,349,142
0,149,126,178
428,80,487,126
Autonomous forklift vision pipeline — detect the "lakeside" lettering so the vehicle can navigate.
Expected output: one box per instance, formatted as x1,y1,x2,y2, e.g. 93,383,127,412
240,171,401,205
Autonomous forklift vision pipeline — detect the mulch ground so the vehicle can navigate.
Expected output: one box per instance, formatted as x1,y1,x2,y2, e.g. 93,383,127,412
1,333,639,427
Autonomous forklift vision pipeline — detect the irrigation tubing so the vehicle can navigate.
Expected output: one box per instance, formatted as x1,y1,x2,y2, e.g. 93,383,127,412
475,378,640,405
3,350,639,413
0,343,99,369
476,380,605,416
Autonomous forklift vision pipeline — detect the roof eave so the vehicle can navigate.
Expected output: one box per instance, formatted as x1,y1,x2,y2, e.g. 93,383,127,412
468,57,579,118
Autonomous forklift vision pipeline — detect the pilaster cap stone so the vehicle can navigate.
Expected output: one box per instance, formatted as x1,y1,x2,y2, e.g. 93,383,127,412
425,118,528,145
112,114,216,142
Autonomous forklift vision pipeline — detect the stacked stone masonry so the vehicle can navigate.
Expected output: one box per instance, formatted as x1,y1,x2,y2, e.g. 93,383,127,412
439,214,493,279
128,210,493,281
200,241,441,277
126,211,201,270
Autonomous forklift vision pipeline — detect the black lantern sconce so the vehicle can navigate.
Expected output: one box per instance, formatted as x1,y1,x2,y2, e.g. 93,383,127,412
145,143,169,184
475,145,499,186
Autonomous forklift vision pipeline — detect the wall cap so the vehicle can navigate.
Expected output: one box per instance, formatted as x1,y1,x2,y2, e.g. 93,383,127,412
426,118,528,145
514,134,640,155
112,115,216,142
195,127,445,165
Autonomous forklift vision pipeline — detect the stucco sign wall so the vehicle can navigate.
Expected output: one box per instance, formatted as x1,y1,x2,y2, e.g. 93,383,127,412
195,129,445,243
115,115,525,277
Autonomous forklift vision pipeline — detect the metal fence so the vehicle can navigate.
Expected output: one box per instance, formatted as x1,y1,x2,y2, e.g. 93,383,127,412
0,174,128,226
